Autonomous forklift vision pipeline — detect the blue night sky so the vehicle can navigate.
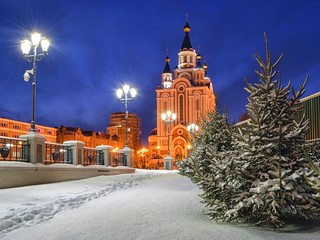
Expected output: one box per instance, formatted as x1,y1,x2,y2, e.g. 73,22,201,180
1,0,320,145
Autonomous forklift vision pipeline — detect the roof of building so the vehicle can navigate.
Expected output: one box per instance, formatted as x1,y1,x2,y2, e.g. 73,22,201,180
163,55,171,73
82,130,96,137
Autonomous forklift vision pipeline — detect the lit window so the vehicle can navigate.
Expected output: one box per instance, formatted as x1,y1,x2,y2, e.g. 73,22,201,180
179,95,184,122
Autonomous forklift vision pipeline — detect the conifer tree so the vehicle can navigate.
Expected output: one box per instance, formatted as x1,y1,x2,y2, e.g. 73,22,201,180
179,33,320,229
177,111,234,186
216,33,320,228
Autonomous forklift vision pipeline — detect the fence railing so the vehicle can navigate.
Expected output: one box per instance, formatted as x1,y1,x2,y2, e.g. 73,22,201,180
83,147,104,166
44,142,73,165
0,136,29,162
0,136,120,167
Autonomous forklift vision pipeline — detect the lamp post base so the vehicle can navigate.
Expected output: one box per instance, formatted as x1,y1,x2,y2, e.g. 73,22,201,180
163,155,173,170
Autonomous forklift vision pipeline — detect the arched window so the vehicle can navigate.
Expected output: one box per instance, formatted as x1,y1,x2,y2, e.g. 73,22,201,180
179,95,184,123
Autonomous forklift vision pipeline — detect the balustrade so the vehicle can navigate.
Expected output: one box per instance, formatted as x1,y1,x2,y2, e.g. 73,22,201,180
0,136,29,162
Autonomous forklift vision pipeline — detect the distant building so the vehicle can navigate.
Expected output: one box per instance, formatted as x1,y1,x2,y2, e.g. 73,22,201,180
0,117,57,142
148,20,217,167
296,91,320,142
106,112,141,151
56,126,115,148
235,91,320,142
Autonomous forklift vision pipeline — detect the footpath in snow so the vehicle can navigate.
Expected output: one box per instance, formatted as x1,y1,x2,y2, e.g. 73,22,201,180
0,170,320,240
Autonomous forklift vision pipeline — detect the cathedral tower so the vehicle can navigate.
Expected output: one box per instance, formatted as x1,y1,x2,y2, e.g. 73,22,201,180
148,20,216,169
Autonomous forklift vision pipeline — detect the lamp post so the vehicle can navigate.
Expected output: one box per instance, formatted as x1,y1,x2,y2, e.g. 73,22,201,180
138,147,148,169
116,85,137,148
21,32,50,132
161,111,176,170
162,111,176,157
116,84,136,167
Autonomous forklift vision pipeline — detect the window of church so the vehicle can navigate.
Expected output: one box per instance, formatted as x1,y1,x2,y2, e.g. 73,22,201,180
196,99,200,111
179,95,184,122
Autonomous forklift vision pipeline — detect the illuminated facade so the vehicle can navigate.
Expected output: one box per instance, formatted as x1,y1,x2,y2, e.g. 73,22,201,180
56,126,113,148
0,117,57,142
106,112,141,151
148,21,216,167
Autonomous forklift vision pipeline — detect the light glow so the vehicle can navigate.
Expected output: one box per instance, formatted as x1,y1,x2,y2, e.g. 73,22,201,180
187,123,199,133
116,89,123,99
123,84,130,94
31,33,41,46
21,39,32,55
41,38,50,52
130,88,137,98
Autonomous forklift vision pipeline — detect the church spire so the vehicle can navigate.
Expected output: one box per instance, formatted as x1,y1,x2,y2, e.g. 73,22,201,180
180,16,193,50
162,50,173,89
163,50,171,73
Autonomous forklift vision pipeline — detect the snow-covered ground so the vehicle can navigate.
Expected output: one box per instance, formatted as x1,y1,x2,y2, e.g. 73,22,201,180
0,170,319,240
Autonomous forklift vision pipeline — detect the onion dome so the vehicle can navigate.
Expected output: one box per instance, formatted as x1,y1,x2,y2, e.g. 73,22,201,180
196,51,202,68
184,21,191,33
203,62,208,71
203,56,208,71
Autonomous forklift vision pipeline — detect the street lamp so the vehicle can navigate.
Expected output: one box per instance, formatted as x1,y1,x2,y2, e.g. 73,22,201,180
116,84,137,148
138,147,148,168
187,123,199,157
21,32,50,132
187,123,199,136
161,111,176,158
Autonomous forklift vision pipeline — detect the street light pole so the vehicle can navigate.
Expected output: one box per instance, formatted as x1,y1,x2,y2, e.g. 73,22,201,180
21,33,50,132
161,111,177,157
116,84,137,148
116,85,137,166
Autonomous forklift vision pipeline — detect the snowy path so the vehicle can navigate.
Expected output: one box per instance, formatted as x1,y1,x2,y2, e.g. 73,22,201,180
0,170,320,240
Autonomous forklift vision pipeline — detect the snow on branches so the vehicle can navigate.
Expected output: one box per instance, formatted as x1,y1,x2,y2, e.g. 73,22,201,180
178,33,320,229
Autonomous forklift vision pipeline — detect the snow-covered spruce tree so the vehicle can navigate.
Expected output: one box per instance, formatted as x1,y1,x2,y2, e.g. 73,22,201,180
177,111,253,223
221,33,320,228
177,111,234,186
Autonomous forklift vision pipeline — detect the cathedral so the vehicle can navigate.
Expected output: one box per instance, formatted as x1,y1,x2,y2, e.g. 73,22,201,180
148,20,216,169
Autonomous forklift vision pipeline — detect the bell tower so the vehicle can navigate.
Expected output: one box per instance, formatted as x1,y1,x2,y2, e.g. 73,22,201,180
148,20,217,169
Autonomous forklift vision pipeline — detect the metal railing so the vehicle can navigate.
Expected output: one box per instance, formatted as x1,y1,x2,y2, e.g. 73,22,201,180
0,136,29,162
83,147,104,166
44,142,73,165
